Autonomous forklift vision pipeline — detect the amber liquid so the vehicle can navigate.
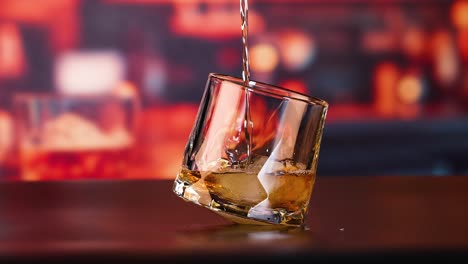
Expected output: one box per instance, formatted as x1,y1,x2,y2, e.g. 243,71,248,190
175,167,315,226
20,147,131,181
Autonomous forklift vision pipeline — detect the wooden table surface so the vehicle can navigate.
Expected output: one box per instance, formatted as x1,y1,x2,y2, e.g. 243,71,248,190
1,176,468,263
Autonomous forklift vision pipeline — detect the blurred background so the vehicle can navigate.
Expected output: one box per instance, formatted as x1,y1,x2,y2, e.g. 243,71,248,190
1,0,468,180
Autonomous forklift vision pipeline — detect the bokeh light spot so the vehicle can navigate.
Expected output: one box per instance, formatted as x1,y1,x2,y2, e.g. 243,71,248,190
250,43,279,73
397,75,423,104
278,31,315,72
451,0,468,29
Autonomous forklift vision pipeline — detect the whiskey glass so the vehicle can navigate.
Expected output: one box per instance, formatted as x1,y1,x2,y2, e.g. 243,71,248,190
173,73,328,226
15,93,139,181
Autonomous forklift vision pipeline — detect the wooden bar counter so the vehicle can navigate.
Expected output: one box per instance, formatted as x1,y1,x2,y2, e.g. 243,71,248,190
0,176,467,263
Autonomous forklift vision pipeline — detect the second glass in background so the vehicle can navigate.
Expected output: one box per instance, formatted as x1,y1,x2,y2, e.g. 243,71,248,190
15,94,139,181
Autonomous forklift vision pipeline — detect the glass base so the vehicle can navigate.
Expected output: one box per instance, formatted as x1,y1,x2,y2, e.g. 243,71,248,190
173,178,306,227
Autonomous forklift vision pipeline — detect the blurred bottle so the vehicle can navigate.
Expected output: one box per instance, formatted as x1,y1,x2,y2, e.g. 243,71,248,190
451,1,468,111
459,29,468,109
0,22,26,179
373,62,400,117
429,30,461,114
0,22,26,80
0,110,17,179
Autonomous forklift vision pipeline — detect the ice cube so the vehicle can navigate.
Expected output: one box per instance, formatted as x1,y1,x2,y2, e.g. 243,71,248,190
39,113,132,151
249,156,302,175
202,158,232,172
183,180,212,205
204,171,267,206
281,159,307,173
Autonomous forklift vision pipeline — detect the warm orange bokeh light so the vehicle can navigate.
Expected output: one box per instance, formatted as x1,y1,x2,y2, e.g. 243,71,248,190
0,0,79,52
113,81,138,98
451,0,468,29
401,27,426,58
278,30,315,71
374,62,400,117
250,43,280,73
0,111,14,162
0,23,26,78
431,31,459,88
397,75,423,104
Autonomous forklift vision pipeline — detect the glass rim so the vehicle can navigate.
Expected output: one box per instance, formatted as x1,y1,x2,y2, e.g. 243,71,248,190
209,73,328,107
